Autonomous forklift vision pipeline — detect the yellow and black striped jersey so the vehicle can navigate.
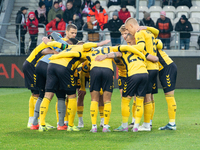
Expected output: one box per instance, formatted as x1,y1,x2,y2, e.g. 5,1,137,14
120,50,148,77
49,46,87,70
135,30,159,70
87,46,114,71
81,60,90,78
156,39,173,71
26,42,54,67
112,57,127,78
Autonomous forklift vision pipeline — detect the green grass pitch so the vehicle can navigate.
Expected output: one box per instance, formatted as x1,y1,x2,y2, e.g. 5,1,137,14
0,88,200,149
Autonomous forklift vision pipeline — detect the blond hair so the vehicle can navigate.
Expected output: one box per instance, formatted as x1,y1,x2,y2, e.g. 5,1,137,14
119,25,127,32
125,17,138,25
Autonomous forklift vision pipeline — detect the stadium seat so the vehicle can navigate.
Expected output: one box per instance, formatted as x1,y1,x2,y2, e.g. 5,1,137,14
173,17,180,26
151,17,158,25
188,18,200,31
139,0,148,7
99,0,107,6
192,0,200,6
189,34,199,50
139,6,149,19
190,6,200,19
163,6,176,19
108,5,120,12
155,0,161,6
126,6,136,17
149,6,162,18
176,6,190,18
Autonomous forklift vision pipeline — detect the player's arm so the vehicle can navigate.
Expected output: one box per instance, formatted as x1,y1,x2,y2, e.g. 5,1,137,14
155,39,163,50
42,37,69,50
117,45,146,61
83,40,110,51
137,26,159,38
49,51,82,60
95,52,122,61
41,48,59,55
146,53,159,62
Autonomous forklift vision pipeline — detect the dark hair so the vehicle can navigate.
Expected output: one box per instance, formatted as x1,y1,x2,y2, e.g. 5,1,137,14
68,38,79,44
54,1,59,5
39,2,45,8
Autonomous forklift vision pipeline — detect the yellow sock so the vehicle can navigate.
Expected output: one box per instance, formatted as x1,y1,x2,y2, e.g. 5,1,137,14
104,102,112,125
29,95,35,117
39,97,51,126
144,101,152,123
90,101,98,125
135,96,144,124
77,106,84,118
64,100,68,122
151,100,155,120
67,97,77,127
55,100,59,123
132,100,136,118
121,97,131,123
98,106,104,118
165,94,177,123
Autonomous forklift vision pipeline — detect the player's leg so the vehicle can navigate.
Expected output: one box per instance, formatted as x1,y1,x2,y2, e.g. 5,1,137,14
22,60,38,128
31,90,44,130
101,68,113,132
159,63,177,130
139,70,158,131
39,63,59,131
128,95,136,128
99,92,104,127
114,76,133,132
89,67,102,132
132,73,148,132
90,91,100,132
56,90,68,130
150,76,158,128
102,91,112,132
77,88,86,128
64,98,68,125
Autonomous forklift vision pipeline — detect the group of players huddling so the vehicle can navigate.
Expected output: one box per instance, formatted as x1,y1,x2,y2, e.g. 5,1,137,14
23,17,177,132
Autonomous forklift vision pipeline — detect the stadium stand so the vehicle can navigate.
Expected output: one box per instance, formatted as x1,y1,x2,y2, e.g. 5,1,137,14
2,0,200,54
149,6,162,18
163,6,176,19
189,6,200,19
176,6,190,18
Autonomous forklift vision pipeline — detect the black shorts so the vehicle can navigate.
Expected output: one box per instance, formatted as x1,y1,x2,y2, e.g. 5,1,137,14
159,62,177,93
45,63,76,95
22,60,39,93
118,76,126,90
146,70,158,94
89,67,114,93
122,73,148,97
35,61,48,90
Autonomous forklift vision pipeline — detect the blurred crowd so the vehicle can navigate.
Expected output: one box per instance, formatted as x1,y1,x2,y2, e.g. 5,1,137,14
15,0,194,54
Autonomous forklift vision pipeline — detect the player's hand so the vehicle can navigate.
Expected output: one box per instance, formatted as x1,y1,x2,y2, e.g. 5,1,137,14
78,89,86,98
53,51,59,54
137,26,147,31
42,37,52,44
95,55,107,61
97,39,110,47
49,54,58,60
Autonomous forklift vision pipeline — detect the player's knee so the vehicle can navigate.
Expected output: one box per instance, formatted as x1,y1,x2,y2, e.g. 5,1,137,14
39,90,45,99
